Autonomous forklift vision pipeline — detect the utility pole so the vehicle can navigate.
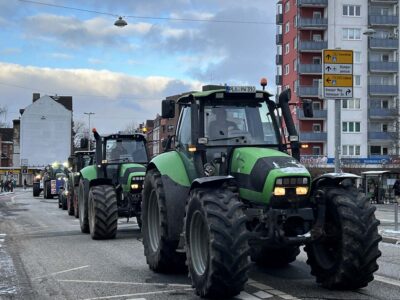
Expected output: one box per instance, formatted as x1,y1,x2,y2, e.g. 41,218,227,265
84,112,95,151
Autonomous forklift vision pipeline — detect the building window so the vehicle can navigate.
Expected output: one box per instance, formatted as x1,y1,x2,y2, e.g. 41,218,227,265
342,145,361,156
284,64,290,75
285,1,290,13
354,75,361,86
285,43,290,54
312,34,322,41
343,5,361,17
313,11,322,19
382,124,388,132
285,22,290,33
312,56,321,64
312,101,321,110
293,59,297,71
342,28,361,40
342,121,361,133
294,37,297,49
354,51,361,63
294,16,297,28
313,124,321,132
342,98,360,109
167,125,174,132
312,146,321,155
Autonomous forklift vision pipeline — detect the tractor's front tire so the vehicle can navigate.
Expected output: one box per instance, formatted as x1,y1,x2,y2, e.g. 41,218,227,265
184,188,250,298
61,194,67,210
88,185,118,240
33,183,40,197
73,187,79,218
250,245,300,267
78,180,89,233
305,187,382,290
142,169,186,273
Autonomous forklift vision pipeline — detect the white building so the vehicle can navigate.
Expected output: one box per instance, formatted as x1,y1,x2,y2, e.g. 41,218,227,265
20,94,72,167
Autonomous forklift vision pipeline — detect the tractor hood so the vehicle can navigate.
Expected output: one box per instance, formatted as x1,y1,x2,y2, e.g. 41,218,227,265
230,147,311,204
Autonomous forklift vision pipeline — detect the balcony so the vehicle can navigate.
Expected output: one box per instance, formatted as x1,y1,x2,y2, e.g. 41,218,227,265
369,108,398,118
299,131,327,142
297,86,319,97
276,13,283,24
297,0,328,7
298,18,328,30
298,64,322,74
276,75,282,85
369,15,399,26
276,54,282,65
297,108,327,119
276,34,282,45
369,84,399,96
369,61,398,73
298,40,327,52
369,37,398,50
368,131,396,140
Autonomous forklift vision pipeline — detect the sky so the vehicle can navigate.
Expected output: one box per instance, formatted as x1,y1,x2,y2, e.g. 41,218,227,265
0,0,276,133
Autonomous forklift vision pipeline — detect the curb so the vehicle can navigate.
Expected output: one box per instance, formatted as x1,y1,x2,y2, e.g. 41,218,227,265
382,236,400,245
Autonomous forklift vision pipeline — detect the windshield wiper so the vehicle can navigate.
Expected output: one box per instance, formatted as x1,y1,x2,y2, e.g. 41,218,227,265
209,136,246,142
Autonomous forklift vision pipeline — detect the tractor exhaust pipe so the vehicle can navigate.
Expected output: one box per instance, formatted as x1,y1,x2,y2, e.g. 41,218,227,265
278,89,300,161
92,128,102,164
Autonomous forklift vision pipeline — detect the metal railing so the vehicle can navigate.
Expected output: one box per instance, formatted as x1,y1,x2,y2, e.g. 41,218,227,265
369,84,399,95
369,37,399,49
299,131,327,141
369,15,399,26
297,108,327,119
368,131,397,140
298,64,322,74
298,40,327,51
297,0,328,6
298,18,328,28
369,108,398,118
297,86,319,97
276,34,282,45
369,61,398,72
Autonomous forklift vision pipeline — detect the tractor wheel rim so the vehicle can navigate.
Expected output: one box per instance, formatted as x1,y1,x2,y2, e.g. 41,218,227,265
190,211,209,276
148,190,161,252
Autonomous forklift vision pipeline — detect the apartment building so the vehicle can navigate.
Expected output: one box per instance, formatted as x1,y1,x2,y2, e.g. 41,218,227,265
276,0,399,164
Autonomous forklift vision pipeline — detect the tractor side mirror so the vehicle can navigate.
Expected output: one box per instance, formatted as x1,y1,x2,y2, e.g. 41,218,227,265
161,99,175,119
302,99,314,118
278,88,291,104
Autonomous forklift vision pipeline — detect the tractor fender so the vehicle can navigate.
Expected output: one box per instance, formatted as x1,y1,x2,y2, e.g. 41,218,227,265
89,178,113,188
312,172,360,190
147,152,191,241
191,175,235,191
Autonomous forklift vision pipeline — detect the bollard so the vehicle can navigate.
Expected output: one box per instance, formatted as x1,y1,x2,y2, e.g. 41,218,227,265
395,203,399,232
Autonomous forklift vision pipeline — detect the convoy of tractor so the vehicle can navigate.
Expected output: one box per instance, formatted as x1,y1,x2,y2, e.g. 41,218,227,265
34,85,381,299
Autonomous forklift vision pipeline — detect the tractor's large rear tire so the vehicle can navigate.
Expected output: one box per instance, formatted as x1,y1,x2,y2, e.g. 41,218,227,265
73,187,79,218
78,180,89,233
61,193,67,210
88,185,118,240
184,188,250,298
33,183,40,197
250,245,300,267
142,169,186,273
67,191,74,216
305,187,382,290
45,181,53,199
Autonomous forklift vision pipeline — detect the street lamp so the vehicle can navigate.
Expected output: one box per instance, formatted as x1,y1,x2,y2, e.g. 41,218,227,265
114,16,127,27
84,112,95,151
363,28,376,36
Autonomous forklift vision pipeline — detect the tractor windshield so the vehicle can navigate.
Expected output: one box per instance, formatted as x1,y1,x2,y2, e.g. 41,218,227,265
105,139,148,163
204,102,278,146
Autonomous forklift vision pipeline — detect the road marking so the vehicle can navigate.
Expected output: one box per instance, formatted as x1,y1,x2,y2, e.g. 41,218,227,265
33,265,89,280
253,291,273,298
126,298,146,300
82,288,193,300
374,275,400,287
248,280,300,300
0,234,6,236
0,239,4,243
57,279,191,288
235,291,260,300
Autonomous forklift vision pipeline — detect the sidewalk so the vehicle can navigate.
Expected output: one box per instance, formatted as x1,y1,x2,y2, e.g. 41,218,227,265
0,187,31,196
375,203,400,244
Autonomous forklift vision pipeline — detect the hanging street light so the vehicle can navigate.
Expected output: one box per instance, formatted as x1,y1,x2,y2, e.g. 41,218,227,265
114,16,128,27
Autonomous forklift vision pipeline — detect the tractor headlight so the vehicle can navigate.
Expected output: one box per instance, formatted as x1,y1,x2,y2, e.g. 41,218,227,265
295,186,308,195
131,183,140,190
273,187,286,196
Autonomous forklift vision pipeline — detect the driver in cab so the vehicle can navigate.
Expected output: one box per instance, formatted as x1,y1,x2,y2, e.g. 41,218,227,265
208,107,238,140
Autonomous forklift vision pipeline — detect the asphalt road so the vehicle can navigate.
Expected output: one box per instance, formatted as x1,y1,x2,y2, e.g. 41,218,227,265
0,190,400,300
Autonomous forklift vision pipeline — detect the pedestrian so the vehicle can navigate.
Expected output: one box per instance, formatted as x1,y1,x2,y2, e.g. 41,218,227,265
23,178,27,190
392,179,400,205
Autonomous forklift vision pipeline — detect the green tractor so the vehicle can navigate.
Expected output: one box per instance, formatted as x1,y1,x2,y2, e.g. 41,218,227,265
77,129,148,239
141,87,381,298
66,151,95,217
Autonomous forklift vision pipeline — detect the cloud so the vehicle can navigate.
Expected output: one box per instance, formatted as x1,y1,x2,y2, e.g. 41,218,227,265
49,52,74,60
0,62,202,132
0,48,22,55
23,14,152,48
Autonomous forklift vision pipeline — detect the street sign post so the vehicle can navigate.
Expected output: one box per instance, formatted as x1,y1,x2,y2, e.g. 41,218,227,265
323,49,354,173
322,49,353,99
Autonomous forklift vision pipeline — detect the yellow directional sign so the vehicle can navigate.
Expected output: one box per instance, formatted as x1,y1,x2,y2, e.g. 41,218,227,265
323,50,353,64
323,75,353,87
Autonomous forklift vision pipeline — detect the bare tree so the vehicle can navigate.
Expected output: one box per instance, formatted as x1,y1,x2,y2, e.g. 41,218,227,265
0,105,10,128
73,120,88,149
123,121,139,134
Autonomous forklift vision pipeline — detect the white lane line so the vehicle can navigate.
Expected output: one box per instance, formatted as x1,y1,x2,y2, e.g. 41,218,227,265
0,239,4,243
253,291,273,299
126,298,146,300
374,275,400,288
235,291,261,300
248,280,301,300
57,279,191,288
33,265,89,280
0,234,6,236
82,288,193,300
